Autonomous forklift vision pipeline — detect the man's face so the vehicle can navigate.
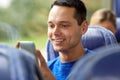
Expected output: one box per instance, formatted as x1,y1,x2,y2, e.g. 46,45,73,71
47,5,83,52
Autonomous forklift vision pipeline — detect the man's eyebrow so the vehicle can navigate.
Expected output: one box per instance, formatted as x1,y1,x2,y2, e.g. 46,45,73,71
59,21,70,23
47,21,52,24
58,21,71,24
47,21,71,24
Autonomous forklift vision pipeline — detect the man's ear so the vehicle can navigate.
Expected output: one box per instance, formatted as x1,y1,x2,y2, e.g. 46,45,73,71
80,20,88,35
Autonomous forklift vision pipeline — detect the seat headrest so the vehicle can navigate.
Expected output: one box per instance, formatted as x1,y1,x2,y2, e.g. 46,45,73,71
115,18,120,43
82,26,117,50
67,44,120,80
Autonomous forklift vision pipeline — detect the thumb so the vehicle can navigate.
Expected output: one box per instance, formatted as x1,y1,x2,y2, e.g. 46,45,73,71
16,42,20,48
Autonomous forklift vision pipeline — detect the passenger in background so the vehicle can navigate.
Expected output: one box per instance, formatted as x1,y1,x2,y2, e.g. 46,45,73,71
90,8,117,34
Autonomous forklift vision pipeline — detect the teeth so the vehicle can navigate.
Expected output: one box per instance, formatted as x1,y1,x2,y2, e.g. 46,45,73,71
55,39,64,42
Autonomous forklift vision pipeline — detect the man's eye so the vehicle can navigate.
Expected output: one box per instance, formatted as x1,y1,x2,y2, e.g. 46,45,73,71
61,25,67,28
48,24,55,28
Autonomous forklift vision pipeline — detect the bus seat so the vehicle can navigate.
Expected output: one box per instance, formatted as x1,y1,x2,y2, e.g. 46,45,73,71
67,44,120,80
46,26,118,61
82,26,117,50
0,51,10,80
46,40,59,61
115,18,120,43
0,44,43,80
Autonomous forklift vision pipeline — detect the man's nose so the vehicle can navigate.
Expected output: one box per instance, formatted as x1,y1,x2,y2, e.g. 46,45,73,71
53,26,61,36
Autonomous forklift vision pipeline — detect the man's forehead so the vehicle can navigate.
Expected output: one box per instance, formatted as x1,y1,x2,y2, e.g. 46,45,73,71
50,5,75,14
48,6,75,20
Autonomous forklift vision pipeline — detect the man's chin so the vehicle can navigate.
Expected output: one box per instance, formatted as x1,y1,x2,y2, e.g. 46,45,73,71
54,48,63,52
55,48,67,53
54,49,61,52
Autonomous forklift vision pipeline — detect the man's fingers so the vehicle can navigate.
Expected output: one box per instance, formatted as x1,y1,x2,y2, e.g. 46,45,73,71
36,49,46,66
16,42,20,48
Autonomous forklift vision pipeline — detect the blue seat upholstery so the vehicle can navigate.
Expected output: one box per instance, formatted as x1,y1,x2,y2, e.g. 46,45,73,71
46,40,59,61
67,44,120,80
0,44,43,80
113,0,120,17
115,18,120,43
0,53,10,80
46,26,117,61
82,26,117,50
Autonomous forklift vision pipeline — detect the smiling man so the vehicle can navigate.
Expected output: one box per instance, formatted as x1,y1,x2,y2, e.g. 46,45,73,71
47,0,89,79
36,0,90,80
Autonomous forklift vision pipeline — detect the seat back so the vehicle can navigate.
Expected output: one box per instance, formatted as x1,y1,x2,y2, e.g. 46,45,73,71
115,18,120,43
46,40,59,61
82,26,117,50
67,44,120,80
46,26,117,61
0,44,43,80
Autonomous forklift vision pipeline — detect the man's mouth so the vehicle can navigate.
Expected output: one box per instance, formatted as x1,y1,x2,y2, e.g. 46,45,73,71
52,39,65,45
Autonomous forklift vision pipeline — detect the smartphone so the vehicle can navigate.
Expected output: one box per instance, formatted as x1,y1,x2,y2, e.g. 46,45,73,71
18,41,38,63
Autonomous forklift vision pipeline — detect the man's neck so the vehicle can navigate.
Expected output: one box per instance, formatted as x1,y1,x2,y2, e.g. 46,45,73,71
59,46,85,63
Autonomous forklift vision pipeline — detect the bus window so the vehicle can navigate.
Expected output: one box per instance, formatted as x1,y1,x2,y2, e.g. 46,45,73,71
112,0,120,17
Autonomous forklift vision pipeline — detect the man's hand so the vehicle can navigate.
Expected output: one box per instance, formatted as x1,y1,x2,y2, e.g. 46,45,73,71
36,50,56,80
16,42,55,80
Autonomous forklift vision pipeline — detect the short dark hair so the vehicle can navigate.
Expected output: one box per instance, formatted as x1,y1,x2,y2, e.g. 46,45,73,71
51,0,87,25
